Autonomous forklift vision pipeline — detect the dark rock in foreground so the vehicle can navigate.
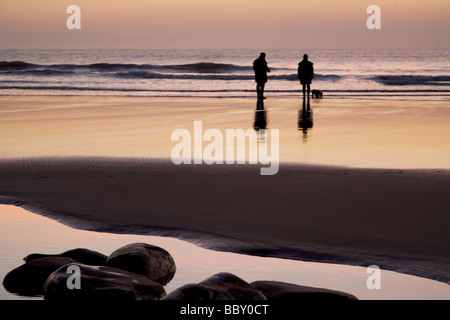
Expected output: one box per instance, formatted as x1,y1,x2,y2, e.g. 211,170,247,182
3,257,77,296
3,243,359,301
251,280,358,301
163,272,267,300
24,248,107,266
44,263,166,300
105,242,176,285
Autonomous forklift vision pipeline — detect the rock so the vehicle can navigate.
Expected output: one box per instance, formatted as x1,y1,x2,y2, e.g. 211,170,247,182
105,243,176,285
43,264,166,300
163,272,267,300
2,257,77,296
24,248,107,265
251,281,358,301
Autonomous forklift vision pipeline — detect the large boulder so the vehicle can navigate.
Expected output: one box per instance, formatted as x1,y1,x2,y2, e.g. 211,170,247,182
163,272,267,300
24,248,107,266
251,281,358,301
105,243,176,285
43,264,166,300
2,257,77,296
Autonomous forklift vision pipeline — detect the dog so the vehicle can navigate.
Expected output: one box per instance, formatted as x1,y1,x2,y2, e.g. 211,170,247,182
311,89,323,99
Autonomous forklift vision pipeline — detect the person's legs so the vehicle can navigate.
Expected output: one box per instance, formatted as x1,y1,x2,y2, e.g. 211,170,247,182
306,84,310,99
256,82,266,99
302,84,306,99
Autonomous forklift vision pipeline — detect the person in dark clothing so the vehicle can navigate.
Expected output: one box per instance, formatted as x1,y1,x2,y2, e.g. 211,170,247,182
297,54,314,99
253,52,270,99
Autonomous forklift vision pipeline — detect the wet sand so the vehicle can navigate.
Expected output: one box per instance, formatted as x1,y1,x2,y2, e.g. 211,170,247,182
0,96,449,284
0,158,449,283
1,95,450,168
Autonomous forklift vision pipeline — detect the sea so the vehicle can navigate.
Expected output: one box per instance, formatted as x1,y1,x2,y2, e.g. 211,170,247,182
1,48,449,100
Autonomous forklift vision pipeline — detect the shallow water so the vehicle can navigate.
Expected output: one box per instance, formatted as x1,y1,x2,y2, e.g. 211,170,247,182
1,204,449,300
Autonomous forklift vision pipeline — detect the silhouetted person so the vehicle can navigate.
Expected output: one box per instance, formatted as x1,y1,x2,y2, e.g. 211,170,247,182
253,52,270,100
254,98,267,131
298,98,313,141
298,54,314,99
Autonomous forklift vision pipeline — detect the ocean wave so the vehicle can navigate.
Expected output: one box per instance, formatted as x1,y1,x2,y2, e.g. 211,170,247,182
112,71,341,81
0,61,36,69
372,75,450,86
1,69,74,76
270,74,342,81
0,85,259,93
1,85,449,94
1,63,341,82
1,61,250,73
114,71,254,80
159,62,250,73
2,61,447,89
1,60,332,78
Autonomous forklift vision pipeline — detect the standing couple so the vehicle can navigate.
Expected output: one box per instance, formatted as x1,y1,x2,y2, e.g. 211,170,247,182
253,52,314,99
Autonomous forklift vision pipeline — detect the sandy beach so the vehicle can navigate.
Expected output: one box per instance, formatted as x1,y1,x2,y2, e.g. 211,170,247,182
1,0,449,305
0,96,449,286
0,157,449,284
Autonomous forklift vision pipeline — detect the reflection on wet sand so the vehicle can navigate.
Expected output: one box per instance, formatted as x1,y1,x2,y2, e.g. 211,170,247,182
254,98,267,132
298,98,313,142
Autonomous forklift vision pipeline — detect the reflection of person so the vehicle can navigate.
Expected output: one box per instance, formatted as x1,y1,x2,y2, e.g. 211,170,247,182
297,54,314,99
254,98,267,131
253,53,270,100
298,98,313,141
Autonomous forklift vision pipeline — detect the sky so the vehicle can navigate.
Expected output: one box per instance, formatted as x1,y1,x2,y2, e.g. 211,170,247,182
0,0,449,49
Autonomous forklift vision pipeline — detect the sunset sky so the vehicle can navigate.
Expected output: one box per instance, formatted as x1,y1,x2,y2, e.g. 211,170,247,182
0,0,449,48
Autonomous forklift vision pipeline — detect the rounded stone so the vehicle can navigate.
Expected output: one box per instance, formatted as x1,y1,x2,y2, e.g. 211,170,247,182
43,263,166,300
105,243,176,285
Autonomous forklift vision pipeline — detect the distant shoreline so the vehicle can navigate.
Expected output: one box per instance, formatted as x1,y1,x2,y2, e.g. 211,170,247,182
0,93,449,101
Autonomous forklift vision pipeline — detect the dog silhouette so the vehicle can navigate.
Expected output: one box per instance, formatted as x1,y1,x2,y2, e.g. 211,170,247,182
311,90,323,99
